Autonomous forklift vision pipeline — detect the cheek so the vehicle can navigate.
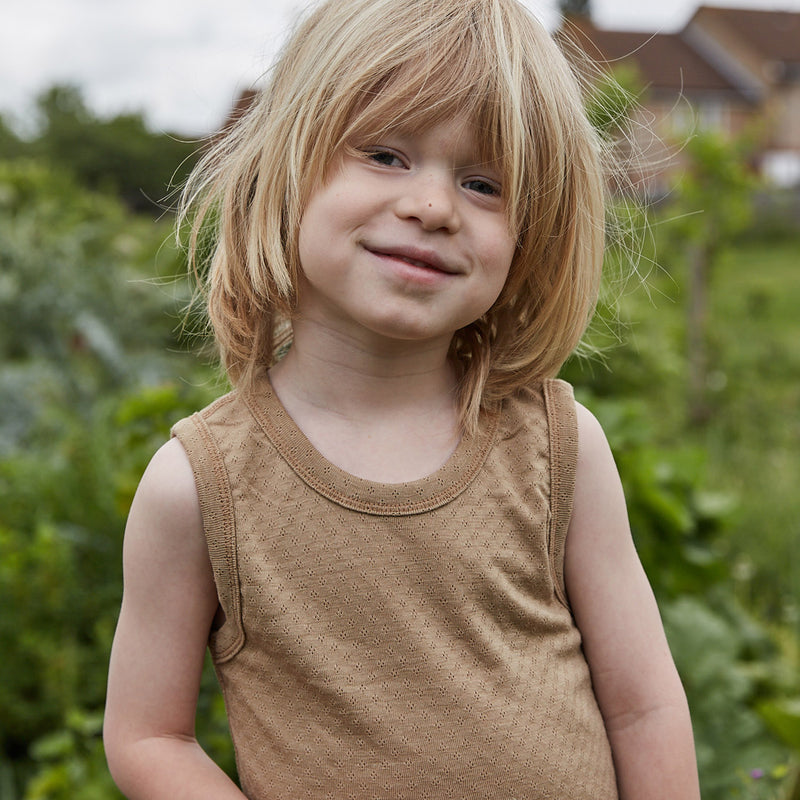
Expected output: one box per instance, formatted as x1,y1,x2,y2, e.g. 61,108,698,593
487,233,517,286
479,237,517,313
297,195,333,273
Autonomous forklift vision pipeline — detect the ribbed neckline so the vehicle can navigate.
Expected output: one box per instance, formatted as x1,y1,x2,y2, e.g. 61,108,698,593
242,377,500,517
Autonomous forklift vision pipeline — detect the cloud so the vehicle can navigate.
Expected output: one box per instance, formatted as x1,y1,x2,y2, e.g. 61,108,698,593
3,0,300,134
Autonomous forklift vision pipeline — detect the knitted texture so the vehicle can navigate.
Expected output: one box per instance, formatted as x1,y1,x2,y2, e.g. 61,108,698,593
172,378,618,800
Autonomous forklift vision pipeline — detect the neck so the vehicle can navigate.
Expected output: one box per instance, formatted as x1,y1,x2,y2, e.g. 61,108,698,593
267,318,462,483
270,317,458,423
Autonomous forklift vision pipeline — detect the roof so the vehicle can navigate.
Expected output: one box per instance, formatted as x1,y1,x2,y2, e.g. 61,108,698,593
562,18,746,97
691,6,800,68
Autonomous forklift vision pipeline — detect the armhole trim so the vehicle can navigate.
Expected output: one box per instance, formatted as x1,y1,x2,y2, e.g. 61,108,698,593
543,379,578,609
172,413,245,663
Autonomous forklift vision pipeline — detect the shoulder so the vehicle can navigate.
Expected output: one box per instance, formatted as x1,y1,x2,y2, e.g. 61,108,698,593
136,438,200,518
123,439,206,569
171,384,265,462
498,378,572,438
571,401,625,524
574,400,613,465
105,441,219,762
502,383,610,477
171,386,240,434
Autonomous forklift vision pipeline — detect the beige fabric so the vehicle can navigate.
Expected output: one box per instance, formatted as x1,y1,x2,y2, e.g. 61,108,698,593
172,377,618,800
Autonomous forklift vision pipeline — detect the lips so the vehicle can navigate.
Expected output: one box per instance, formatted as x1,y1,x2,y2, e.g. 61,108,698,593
366,244,456,275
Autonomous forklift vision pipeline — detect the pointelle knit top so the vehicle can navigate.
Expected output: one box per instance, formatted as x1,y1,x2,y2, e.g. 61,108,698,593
171,376,618,800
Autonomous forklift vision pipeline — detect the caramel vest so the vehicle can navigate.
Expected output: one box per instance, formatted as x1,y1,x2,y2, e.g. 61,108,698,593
172,377,618,799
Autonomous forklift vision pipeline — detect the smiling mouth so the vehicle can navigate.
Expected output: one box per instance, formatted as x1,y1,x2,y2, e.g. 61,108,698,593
367,246,454,275
393,255,438,271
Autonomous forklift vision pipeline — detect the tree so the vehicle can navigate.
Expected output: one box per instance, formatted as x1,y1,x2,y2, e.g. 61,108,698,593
0,114,26,159
663,131,757,424
5,84,201,213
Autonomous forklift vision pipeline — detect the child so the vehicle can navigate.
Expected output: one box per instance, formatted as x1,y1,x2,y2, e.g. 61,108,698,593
104,0,701,797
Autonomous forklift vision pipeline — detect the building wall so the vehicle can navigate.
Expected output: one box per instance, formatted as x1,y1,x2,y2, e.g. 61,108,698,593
768,85,800,151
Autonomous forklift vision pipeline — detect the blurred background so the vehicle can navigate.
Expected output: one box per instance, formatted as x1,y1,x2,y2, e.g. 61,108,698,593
1,1,799,798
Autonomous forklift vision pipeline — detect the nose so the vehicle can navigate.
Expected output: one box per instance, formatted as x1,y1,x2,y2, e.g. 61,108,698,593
394,171,461,233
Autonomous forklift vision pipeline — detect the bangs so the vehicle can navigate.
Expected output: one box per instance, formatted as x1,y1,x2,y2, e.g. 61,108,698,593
343,51,506,170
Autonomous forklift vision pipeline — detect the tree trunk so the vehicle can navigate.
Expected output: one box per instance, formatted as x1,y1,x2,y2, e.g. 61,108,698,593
687,241,712,425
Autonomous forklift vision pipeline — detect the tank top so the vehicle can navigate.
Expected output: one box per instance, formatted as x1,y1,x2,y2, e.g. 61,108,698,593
171,376,618,800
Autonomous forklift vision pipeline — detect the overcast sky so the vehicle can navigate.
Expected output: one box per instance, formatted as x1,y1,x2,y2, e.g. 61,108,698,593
4,0,800,136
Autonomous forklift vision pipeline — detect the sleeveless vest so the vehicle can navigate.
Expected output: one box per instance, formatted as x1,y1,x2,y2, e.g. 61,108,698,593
172,377,618,800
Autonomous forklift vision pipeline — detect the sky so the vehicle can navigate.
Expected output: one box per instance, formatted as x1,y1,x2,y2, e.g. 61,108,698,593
3,0,800,136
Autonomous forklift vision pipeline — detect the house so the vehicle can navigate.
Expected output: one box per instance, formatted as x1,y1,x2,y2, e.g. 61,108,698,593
561,6,800,189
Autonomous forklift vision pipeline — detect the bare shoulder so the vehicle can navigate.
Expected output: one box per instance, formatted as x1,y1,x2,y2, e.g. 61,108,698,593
132,438,201,523
127,438,202,542
571,400,625,521
566,402,699,797
121,437,212,596
573,400,614,468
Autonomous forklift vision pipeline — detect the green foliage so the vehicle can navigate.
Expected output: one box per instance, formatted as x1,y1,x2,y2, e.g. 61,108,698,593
661,129,761,423
663,597,793,797
0,158,192,446
0,156,224,796
735,764,800,800
0,115,26,159
566,387,799,799
760,700,800,754
0,518,108,745
570,217,800,799
662,129,758,251
23,711,122,800
586,396,732,597
1,85,201,213
584,64,643,141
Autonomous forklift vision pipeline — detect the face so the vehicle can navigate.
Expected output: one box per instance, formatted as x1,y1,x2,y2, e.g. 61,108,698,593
295,116,517,350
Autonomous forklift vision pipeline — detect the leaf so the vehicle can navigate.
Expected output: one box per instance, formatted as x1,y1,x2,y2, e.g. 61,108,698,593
758,698,800,751
29,730,74,761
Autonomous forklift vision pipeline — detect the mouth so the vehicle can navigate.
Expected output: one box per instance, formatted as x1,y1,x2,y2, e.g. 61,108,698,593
366,244,455,275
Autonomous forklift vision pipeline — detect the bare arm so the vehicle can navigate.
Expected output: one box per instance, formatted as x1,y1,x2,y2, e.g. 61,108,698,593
565,403,701,800
104,438,247,799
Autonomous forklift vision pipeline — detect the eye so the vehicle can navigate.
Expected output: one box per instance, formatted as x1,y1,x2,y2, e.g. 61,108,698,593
363,148,405,168
464,177,502,198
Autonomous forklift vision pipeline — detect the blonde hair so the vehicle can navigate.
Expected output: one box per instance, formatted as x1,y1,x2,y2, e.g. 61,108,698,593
181,0,607,432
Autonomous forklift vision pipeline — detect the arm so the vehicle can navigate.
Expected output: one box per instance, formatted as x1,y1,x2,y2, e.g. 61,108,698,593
104,438,247,799
564,403,700,800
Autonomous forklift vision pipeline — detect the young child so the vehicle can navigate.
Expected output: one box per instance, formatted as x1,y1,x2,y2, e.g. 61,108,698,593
104,0,701,797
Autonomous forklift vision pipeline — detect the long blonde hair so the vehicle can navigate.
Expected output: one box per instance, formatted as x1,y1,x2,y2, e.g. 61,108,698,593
180,0,607,432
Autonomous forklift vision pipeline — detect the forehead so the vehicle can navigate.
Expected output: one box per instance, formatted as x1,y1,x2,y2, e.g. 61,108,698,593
345,80,505,166
382,117,504,170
